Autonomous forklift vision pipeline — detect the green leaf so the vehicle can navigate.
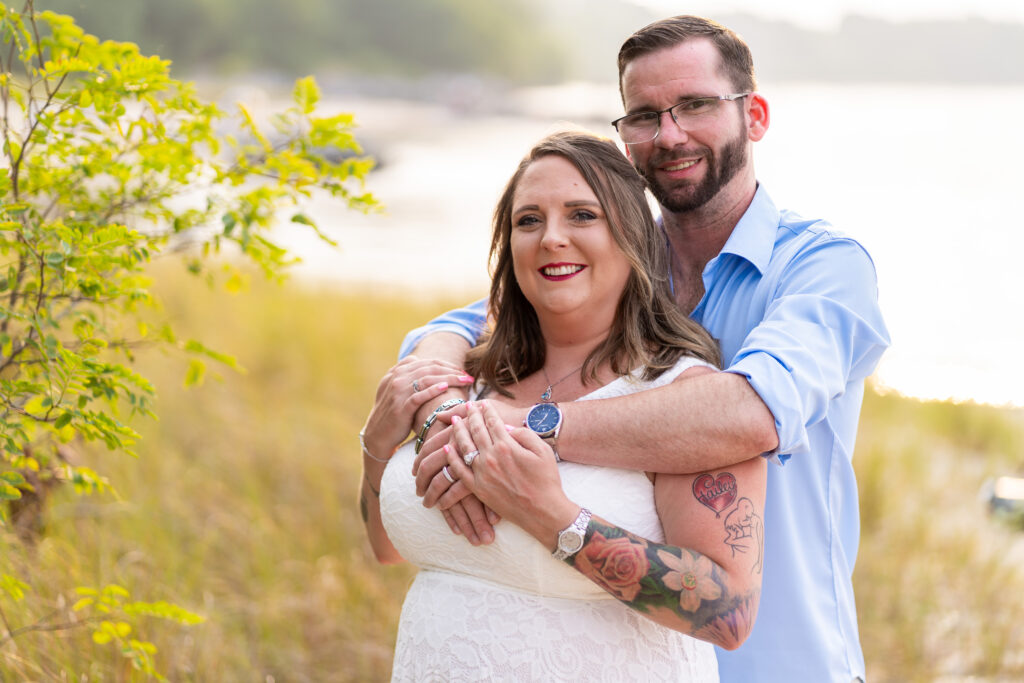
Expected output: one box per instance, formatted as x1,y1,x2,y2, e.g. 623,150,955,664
126,600,205,625
184,358,206,387
0,483,22,500
293,75,320,114
1,574,30,601
72,597,95,611
0,471,27,486
54,412,73,429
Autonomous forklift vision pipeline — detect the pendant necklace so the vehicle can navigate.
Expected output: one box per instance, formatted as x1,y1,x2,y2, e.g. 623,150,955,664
540,364,584,402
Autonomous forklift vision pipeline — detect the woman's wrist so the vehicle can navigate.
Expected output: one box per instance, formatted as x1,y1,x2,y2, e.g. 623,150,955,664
527,498,581,552
359,428,393,464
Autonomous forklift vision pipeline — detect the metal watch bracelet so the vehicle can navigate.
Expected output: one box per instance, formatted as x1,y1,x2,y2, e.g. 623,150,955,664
414,398,466,454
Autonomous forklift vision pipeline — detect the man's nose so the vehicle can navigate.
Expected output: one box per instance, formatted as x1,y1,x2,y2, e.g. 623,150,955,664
655,109,690,148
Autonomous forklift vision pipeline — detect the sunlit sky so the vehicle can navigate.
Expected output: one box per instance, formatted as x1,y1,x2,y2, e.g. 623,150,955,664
632,0,1024,29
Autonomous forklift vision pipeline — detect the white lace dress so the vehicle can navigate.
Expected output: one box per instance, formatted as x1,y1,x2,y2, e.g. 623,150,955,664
379,357,719,682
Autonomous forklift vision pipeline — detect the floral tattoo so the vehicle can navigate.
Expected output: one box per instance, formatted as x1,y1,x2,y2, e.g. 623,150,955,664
565,469,763,646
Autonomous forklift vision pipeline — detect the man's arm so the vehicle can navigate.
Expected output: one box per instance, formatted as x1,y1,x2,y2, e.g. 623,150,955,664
398,298,486,359
400,298,483,444
398,300,504,542
556,236,888,474
407,332,473,429
558,370,777,473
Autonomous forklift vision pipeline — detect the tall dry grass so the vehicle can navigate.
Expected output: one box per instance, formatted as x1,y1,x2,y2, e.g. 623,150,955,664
1,264,1023,680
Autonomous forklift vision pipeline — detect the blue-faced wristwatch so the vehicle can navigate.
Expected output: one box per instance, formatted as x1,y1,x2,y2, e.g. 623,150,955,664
524,402,562,461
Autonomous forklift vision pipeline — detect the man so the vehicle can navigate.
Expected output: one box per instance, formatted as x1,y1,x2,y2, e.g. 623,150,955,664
396,16,888,682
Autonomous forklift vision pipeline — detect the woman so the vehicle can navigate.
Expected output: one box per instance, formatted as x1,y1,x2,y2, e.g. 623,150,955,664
359,131,766,681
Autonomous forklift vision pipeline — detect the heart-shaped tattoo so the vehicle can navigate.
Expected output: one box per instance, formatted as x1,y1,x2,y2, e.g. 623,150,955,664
692,472,738,517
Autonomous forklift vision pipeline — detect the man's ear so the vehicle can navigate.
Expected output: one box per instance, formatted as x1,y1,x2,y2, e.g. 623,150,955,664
746,93,770,142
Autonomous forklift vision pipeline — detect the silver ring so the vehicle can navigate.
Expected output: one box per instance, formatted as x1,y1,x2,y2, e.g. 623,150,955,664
463,450,479,467
442,465,456,483
412,379,421,392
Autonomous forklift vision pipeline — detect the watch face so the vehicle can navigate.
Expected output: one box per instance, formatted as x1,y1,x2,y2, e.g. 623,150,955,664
559,531,584,554
526,403,561,436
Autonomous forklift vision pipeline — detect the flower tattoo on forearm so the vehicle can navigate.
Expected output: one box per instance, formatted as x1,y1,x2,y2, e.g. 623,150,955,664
564,469,763,647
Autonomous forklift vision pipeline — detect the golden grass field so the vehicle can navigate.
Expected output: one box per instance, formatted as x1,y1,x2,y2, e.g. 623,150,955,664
2,265,1023,680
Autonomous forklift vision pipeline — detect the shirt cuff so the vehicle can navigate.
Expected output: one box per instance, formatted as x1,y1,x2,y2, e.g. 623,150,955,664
724,356,808,466
398,323,481,359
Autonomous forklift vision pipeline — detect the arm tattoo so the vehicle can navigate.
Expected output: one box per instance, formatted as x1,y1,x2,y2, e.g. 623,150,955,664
693,471,763,575
567,519,760,647
360,473,380,525
724,497,764,575
564,469,764,647
359,490,369,524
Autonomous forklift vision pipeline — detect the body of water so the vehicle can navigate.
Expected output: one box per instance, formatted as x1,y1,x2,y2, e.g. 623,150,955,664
267,81,1024,408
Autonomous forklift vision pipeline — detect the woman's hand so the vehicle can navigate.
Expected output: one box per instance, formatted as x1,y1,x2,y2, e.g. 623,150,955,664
443,401,577,550
361,356,473,462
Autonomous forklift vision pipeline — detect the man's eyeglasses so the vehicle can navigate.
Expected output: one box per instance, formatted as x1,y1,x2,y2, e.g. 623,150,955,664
611,93,751,144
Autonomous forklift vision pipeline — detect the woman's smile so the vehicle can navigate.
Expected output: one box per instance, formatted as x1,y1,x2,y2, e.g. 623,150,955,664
539,263,587,280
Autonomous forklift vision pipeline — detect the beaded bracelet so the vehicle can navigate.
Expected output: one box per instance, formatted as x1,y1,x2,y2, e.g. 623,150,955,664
359,429,390,463
414,398,467,455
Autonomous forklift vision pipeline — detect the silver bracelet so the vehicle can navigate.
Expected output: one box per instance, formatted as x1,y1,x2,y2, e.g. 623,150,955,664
414,398,467,454
359,429,390,463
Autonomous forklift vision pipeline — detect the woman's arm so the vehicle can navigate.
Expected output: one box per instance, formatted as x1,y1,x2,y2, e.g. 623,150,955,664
571,457,765,649
446,399,766,649
360,455,403,564
358,357,472,563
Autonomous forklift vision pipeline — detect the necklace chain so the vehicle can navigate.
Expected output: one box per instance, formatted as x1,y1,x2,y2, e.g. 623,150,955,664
540,364,583,402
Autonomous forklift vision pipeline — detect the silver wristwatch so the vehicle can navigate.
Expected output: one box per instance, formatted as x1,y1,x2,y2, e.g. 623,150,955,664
553,507,591,561
524,402,563,462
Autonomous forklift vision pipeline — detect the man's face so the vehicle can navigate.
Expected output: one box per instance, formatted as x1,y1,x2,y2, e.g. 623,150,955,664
620,39,752,215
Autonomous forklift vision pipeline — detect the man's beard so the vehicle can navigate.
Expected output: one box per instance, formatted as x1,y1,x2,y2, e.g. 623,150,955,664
635,120,748,214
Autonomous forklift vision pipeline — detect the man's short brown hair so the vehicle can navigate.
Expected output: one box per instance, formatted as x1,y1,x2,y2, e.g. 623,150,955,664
618,15,757,100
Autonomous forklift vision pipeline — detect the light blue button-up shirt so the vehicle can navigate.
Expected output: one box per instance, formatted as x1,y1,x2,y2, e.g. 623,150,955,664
399,185,890,682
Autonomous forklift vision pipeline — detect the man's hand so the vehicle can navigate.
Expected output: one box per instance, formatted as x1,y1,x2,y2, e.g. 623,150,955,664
362,356,473,459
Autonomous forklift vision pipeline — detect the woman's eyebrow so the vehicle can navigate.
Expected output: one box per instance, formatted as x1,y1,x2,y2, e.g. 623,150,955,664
513,199,600,213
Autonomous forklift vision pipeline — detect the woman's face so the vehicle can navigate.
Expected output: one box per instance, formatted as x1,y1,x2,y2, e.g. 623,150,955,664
510,155,632,327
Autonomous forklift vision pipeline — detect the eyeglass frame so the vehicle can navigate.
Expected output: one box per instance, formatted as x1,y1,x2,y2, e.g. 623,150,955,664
610,93,751,144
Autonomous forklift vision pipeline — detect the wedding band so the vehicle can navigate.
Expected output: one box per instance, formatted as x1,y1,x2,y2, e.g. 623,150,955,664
412,379,421,392
463,450,479,467
442,465,456,483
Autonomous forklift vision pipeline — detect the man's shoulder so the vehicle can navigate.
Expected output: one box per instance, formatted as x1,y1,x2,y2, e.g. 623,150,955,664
762,209,880,290
774,208,873,258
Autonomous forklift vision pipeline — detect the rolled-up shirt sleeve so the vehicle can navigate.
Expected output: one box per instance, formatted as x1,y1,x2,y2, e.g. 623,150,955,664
398,298,488,359
725,237,889,463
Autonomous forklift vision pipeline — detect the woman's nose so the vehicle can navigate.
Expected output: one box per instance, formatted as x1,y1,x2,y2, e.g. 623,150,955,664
540,220,570,249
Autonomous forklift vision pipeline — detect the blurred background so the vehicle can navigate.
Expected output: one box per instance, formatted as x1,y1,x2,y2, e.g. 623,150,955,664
13,0,1024,679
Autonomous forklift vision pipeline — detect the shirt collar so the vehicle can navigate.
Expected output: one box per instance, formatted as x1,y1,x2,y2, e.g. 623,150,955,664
716,184,778,276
